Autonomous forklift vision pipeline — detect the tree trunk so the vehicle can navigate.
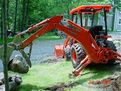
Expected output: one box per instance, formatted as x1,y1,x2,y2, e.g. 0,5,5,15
18,0,22,33
112,7,115,31
13,0,18,35
21,0,25,32
0,3,3,39
66,1,71,19
1,0,9,90
111,0,116,31
85,16,88,28
94,14,98,25
21,0,29,32
7,0,9,30
26,0,30,27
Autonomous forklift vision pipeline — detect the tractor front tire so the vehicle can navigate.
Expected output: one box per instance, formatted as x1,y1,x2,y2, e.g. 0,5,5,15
63,46,71,61
63,50,71,61
106,40,117,64
71,43,86,68
106,40,117,51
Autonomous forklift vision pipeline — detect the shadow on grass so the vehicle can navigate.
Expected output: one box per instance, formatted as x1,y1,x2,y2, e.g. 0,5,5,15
19,84,46,91
73,63,121,86
19,63,121,91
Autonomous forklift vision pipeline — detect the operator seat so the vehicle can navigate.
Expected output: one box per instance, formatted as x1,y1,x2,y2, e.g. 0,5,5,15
89,26,103,38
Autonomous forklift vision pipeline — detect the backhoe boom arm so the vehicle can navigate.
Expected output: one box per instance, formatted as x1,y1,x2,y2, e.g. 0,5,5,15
12,16,121,77
14,16,99,61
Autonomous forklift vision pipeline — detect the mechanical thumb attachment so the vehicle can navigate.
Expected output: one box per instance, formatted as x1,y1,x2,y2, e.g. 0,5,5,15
19,49,32,67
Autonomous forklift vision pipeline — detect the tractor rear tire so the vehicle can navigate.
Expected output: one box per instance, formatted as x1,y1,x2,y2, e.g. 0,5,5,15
106,40,117,64
71,43,86,68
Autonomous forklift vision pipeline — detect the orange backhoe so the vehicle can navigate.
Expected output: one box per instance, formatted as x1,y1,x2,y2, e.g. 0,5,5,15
61,5,118,70
1,5,121,77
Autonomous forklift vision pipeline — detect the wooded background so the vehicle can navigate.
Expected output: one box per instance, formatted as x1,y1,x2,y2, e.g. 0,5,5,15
0,0,121,38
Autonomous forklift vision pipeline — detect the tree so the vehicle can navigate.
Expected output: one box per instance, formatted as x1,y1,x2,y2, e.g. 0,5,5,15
0,1,3,38
13,0,18,34
7,0,9,30
28,0,49,24
1,0,111,36
1,0,9,90
110,0,121,31
21,0,30,32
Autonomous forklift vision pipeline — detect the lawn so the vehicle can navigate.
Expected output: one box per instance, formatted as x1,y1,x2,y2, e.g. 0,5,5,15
0,32,60,45
38,32,61,40
17,61,117,91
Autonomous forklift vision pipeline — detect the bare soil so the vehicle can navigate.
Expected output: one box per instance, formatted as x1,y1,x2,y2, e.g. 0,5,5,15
44,82,74,91
87,72,121,91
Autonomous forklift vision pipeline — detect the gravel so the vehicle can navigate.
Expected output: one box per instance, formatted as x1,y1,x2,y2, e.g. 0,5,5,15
0,39,64,72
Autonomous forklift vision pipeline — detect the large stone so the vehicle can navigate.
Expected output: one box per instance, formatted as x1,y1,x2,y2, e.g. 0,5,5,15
0,85,5,91
0,73,4,86
8,55,29,73
8,75,22,91
0,73,22,91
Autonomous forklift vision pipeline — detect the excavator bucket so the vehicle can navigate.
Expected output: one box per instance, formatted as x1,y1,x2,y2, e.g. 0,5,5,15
54,44,64,58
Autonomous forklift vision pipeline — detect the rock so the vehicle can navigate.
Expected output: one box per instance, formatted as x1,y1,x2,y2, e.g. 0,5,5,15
0,81,3,85
8,55,29,73
0,75,22,91
0,85,5,91
0,73,4,80
0,73,4,86
8,75,22,91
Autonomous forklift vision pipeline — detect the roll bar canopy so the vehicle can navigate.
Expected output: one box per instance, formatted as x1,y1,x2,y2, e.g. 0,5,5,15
70,5,112,15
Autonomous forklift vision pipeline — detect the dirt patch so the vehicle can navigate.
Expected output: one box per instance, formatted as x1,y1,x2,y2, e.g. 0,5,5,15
44,82,74,91
43,72,121,91
39,56,65,64
87,72,121,91
108,72,121,91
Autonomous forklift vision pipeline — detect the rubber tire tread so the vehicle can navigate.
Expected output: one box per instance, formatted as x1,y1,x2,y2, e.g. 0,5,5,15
71,43,86,68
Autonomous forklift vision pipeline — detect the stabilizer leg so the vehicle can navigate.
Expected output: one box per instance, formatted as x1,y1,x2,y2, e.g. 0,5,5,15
109,50,121,61
70,56,91,77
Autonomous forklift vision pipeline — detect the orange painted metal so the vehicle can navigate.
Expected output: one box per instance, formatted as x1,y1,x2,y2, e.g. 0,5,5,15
88,79,112,87
70,5,112,15
14,15,121,77
63,36,71,48
63,36,77,49
54,45,64,58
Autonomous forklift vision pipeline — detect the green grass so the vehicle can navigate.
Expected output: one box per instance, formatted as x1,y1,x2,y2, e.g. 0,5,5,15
0,32,60,45
38,32,60,40
16,61,117,91
19,61,72,91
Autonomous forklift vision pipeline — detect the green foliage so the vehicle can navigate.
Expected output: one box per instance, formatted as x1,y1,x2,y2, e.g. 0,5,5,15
0,0,115,33
29,0,49,24
112,0,121,11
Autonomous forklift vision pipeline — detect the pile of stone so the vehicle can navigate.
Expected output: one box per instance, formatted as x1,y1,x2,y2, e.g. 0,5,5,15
0,73,22,91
